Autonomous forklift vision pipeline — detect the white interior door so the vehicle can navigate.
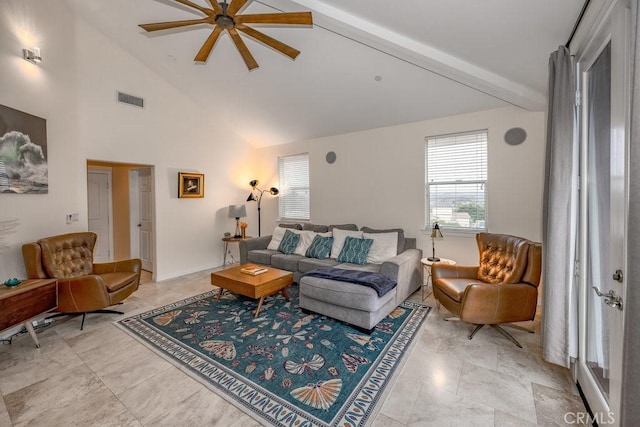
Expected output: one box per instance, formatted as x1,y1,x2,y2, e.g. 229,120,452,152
137,168,154,272
87,170,113,263
576,1,629,424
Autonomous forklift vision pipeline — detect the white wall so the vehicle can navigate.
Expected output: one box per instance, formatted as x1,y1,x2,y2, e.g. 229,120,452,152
255,106,546,265
0,0,256,281
0,0,81,277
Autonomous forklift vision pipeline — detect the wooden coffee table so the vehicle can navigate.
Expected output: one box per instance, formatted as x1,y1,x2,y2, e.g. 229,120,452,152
210,265,293,317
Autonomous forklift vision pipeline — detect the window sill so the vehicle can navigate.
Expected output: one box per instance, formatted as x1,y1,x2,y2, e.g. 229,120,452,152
421,228,485,238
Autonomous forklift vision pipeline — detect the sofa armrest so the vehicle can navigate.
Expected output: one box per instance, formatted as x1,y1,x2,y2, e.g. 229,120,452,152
459,282,538,324
240,235,272,264
93,259,142,275
57,275,111,313
380,248,423,303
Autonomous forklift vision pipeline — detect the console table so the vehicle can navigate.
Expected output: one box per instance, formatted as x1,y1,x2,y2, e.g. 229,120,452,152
0,279,58,347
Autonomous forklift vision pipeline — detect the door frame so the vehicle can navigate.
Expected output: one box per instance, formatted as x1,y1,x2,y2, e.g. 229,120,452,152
87,167,114,262
574,0,630,423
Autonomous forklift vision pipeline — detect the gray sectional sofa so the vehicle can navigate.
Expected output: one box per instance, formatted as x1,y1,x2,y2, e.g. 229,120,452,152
239,223,423,331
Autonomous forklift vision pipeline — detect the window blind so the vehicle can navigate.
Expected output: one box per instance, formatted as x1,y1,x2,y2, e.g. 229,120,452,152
425,130,488,231
278,153,310,221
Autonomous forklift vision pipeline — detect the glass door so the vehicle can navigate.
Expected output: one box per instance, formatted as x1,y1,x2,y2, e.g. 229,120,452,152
576,1,629,424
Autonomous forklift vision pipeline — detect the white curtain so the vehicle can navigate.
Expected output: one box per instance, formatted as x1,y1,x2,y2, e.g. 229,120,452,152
621,0,640,423
542,46,580,368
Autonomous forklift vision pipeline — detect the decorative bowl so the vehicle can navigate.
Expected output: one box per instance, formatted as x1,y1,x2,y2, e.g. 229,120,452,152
4,278,21,287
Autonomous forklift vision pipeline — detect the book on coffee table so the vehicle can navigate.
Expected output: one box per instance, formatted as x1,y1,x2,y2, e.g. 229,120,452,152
240,265,269,276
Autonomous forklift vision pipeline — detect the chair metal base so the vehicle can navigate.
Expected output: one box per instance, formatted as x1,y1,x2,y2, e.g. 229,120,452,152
502,323,535,334
46,304,124,330
468,324,523,348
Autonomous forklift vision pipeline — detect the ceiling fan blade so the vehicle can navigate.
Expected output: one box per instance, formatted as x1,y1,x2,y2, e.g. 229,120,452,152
235,12,312,25
228,29,259,70
237,25,300,60
139,18,210,32
194,26,223,62
226,0,250,16
205,0,223,14
173,0,213,15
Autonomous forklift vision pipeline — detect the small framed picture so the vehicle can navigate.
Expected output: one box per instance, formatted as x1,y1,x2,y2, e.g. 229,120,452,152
178,172,204,198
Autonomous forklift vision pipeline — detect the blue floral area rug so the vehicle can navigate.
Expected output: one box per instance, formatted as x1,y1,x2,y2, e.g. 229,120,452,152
117,285,430,427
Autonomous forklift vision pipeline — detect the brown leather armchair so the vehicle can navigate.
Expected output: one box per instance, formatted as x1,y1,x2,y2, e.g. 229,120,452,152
432,233,542,348
22,232,141,330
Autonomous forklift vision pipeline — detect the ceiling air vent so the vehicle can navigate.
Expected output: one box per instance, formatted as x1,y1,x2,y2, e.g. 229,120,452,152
117,91,144,108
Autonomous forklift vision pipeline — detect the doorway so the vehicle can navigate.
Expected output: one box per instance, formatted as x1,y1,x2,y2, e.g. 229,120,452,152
87,169,113,263
87,160,156,277
575,0,629,423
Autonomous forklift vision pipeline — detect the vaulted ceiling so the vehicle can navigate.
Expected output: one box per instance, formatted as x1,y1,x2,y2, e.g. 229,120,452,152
67,0,585,146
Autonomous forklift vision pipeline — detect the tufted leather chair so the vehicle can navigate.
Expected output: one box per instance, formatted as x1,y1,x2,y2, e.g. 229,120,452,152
432,233,542,347
22,232,141,330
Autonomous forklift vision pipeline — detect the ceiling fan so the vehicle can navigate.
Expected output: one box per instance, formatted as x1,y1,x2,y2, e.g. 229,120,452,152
139,0,313,70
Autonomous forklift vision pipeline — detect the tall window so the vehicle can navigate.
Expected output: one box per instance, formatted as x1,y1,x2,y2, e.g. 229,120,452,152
425,130,488,232
278,153,310,221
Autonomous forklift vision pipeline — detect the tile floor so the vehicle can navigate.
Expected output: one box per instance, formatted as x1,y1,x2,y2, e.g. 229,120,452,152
0,269,588,426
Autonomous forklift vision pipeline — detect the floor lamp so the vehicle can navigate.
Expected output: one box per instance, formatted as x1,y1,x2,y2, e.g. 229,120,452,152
246,180,279,236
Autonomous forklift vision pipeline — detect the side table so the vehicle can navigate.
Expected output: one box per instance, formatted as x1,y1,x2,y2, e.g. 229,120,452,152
0,279,58,347
420,257,456,301
222,236,252,265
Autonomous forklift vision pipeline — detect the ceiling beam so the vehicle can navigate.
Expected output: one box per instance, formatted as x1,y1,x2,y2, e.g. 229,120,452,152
264,0,547,110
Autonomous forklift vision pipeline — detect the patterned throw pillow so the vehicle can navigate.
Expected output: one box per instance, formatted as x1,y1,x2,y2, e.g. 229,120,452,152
278,229,301,254
305,235,334,259
336,236,374,265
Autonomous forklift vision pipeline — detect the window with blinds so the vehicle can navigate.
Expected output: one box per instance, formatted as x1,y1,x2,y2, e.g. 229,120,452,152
425,130,488,232
278,153,310,221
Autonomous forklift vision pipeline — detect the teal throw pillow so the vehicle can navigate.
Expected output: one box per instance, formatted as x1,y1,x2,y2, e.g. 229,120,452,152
336,236,374,265
305,235,334,259
278,229,300,254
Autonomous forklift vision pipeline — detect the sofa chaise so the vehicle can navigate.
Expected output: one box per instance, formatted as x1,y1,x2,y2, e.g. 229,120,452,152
239,223,422,331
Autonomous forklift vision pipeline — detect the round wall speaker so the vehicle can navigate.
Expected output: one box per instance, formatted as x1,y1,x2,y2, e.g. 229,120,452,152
504,127,527,145
326,151,337,164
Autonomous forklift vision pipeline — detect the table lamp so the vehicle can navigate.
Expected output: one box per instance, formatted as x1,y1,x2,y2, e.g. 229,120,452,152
428,222,444,262
228,204,247,238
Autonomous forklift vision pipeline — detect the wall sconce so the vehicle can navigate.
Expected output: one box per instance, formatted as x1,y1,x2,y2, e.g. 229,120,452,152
23,47,42,64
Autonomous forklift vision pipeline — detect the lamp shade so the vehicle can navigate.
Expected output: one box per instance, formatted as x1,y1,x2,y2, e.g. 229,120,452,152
430,223,444,239
228,204,247,219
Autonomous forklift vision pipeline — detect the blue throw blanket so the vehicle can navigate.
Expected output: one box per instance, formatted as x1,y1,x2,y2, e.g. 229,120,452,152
302,267,397,297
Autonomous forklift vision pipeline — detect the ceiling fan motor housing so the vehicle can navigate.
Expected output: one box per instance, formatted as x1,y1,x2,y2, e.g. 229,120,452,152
216,14,235,29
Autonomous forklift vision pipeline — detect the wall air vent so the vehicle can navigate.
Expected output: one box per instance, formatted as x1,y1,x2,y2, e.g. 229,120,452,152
117,91,144,108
